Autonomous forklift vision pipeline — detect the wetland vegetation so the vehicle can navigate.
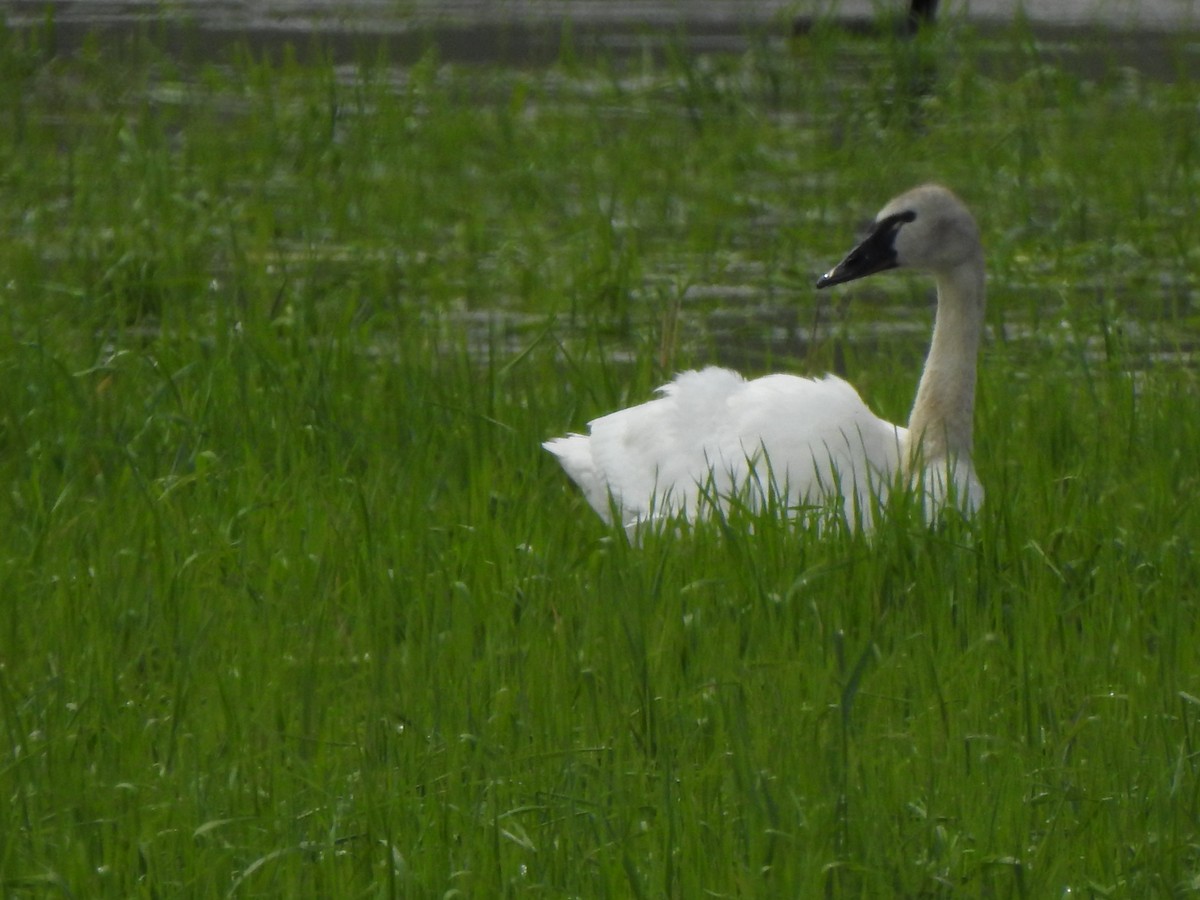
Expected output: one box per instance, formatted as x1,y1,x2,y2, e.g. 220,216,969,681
1,12,1200,897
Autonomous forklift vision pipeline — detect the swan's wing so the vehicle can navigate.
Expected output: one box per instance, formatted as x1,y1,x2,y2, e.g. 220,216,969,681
543,368,750,523
713,374,905,514
579,367,749,522
544,368,907,527
541,433,615,522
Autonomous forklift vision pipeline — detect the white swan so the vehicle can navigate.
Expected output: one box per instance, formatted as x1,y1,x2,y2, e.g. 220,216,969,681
544,183,985,530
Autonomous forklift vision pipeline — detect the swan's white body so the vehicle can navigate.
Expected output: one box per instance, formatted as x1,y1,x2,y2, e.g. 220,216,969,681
544,184,985,530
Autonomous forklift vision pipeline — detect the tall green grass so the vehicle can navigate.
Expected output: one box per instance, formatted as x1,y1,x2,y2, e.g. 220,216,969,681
1,15,1199,898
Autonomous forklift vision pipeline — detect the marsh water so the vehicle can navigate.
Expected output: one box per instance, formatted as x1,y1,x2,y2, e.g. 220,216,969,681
8,0,1199,69
7,0,1200,372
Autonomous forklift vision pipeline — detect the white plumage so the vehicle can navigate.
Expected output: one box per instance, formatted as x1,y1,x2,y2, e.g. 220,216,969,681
544,184,986,531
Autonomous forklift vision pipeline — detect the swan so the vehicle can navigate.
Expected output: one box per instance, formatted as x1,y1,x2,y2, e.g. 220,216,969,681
543,183,985,530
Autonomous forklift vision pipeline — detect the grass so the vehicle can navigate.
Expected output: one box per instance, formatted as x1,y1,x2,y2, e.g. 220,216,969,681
1,12,1200,898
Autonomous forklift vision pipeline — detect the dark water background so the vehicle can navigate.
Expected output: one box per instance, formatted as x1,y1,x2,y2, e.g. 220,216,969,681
6,1,1198,74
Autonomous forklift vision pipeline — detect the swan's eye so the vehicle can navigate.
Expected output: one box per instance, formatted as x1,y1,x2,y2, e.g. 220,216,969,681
878,209,917,232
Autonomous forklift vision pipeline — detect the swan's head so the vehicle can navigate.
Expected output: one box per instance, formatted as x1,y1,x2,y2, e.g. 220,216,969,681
816,184,981,289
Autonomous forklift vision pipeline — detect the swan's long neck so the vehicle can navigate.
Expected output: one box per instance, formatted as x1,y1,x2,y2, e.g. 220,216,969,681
905,258,985,465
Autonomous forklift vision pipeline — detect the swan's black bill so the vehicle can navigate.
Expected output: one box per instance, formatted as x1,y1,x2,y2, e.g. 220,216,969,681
816,210,915,289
